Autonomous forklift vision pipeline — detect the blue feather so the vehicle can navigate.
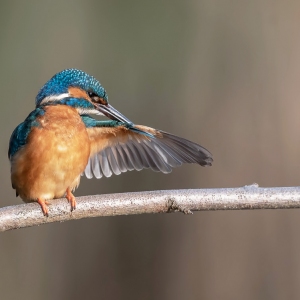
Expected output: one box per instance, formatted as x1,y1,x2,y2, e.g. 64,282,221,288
81,115,120,128
8,108,45,158
36,69,108,106
80,115,155,138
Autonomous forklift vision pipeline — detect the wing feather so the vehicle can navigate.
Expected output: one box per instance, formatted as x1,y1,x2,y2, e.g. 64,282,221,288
85,125,212,178
116,144,135,171
105,148,122,175
92,154,102,178
125,141,147,170
98,151,113,177
111,145,130,172
85,158,93,179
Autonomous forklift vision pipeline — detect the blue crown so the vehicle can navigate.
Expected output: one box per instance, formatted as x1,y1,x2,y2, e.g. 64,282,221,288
35,69,108,106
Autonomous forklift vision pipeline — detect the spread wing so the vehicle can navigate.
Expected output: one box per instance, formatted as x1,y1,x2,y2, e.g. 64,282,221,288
84,125,213,178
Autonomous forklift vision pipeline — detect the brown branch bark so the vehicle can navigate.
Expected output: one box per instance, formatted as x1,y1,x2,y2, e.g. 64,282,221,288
1,184,300,232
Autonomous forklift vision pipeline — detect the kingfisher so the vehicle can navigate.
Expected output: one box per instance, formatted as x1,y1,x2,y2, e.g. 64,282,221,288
8,69,213,216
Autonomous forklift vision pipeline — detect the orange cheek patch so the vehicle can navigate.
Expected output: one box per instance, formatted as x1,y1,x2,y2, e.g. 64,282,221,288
68,87,90,100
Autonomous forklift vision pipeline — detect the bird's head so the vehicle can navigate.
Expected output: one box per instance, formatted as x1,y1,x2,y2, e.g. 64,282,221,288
35,69,132,123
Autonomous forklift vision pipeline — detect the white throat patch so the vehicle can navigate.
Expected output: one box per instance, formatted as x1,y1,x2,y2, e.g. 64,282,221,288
39,93,70,105
76,107,103,116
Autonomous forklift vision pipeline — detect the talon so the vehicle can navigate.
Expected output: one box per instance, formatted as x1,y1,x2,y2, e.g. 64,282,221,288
37,198,49,217
66,188,76,212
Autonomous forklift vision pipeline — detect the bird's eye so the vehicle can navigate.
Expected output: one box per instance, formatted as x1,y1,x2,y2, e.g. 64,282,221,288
88,91,107,105
87,91,95,97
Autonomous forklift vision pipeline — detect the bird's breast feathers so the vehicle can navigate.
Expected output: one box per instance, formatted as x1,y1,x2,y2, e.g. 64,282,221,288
10,105,90,201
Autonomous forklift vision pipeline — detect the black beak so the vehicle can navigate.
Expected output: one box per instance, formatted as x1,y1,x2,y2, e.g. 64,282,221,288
96,104,133,124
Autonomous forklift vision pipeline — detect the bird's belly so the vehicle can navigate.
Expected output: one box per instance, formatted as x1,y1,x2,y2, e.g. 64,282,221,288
11,108,90,202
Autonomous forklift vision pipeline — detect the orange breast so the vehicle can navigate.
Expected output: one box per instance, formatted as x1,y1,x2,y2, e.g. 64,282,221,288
11,105,90,202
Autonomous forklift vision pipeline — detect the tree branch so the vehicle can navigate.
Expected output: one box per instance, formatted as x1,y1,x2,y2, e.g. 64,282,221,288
1,184,300,232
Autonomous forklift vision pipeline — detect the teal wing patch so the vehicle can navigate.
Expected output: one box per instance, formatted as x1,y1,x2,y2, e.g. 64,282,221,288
8,108,45,159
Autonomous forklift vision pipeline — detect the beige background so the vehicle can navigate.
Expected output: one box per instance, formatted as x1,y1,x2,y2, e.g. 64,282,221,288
1,1,300,299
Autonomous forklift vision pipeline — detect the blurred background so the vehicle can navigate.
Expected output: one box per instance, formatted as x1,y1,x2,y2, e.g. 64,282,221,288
1,0,300,299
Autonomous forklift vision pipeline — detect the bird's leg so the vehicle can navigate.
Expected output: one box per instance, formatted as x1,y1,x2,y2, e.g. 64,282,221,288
66,187,76,212
37,198,49,217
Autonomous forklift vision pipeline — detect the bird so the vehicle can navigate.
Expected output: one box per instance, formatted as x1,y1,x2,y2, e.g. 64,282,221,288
8,69,213,216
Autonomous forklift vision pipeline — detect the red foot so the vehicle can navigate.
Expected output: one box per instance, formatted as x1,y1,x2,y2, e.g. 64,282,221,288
66,188,76,212
37,198,49,217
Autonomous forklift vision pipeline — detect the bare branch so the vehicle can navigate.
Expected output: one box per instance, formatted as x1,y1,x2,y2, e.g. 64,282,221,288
1,184,300,232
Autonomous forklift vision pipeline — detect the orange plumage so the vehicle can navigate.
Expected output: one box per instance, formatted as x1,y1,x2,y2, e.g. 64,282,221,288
10,106,90,214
